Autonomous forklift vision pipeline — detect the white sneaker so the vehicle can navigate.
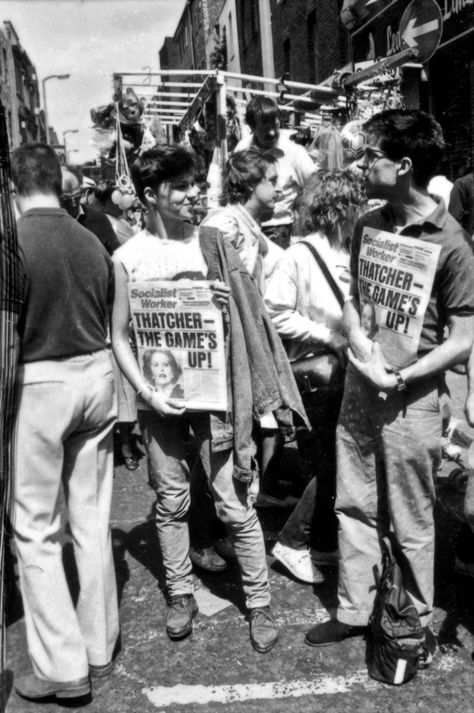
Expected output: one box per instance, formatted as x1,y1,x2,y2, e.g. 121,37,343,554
310,549,339,566
272,542,325,584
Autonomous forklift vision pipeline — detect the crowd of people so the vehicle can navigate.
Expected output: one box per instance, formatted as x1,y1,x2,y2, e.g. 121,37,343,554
6,95,474,703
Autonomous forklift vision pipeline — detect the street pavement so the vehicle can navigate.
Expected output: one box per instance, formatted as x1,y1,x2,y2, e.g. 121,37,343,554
5,370,474,713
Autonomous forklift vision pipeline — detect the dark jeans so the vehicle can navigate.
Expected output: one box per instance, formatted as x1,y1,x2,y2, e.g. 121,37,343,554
261,223,292,250
189,458,227,548
279,386,343,552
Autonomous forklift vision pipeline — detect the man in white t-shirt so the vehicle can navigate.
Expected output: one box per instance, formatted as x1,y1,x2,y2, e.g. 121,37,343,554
235,96,316,249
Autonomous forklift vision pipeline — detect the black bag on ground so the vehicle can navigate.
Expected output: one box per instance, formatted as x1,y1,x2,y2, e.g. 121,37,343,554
367,536,425,685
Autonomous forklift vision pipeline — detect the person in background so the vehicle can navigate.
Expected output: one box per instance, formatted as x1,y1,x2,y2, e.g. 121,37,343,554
265,169,365,583
81,175,97,206
305,111,474,668
203,149,283,292
94,179,137,245
61,165,120,255
235,96,316,249
449,168,474,236
92,179,141,471
11,144,119,702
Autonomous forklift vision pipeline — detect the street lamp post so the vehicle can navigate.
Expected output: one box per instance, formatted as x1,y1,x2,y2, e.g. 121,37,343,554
63,129,79,163
42,73,70,144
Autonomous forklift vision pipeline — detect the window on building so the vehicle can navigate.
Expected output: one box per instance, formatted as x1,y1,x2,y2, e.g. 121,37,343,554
2,48,6,80
228,11,234,59
240,0,247,48
283,38,291,76
307,11,316,84
250,0,259,36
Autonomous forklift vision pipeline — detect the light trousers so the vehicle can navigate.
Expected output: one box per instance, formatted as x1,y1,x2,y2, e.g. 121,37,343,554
336,367,442,627
12,349,119,682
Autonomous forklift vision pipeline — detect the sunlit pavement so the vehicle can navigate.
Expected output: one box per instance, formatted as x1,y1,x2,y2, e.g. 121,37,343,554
5,370,474,713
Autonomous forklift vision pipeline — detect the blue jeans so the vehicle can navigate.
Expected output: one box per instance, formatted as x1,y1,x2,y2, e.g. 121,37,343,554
139,411,271,609
336,366,442,627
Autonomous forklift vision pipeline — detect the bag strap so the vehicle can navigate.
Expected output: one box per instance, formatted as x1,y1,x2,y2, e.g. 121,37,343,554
299,241,346,310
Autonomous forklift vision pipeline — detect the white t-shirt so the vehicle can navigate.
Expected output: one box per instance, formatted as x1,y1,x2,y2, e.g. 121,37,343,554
114,227,208,282
234,131,316,228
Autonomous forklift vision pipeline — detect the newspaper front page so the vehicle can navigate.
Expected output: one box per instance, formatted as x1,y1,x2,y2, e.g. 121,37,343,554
358,227,441,369
129,280,227,411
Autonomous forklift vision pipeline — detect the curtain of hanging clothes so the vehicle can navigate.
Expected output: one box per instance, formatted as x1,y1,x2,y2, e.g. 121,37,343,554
0,99,22,712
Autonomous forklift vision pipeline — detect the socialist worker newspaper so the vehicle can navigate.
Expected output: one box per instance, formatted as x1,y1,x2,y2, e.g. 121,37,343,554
129,280,227,411
358,227,441,369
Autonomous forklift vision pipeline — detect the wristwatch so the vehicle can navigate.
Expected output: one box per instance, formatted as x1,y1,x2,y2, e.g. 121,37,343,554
393,371,407,392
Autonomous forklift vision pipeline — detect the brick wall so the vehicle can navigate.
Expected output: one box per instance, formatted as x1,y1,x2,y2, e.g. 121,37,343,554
270,0,349,84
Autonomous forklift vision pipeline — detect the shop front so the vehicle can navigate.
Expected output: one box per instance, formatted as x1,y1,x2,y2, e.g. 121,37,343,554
346,0,474,177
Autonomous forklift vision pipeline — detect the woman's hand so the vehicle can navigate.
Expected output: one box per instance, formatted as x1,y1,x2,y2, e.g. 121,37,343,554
348,342,397,391
210,281,230,308
148,391,186,417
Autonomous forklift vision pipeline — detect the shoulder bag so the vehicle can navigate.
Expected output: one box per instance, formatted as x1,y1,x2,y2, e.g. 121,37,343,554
289,241,346,394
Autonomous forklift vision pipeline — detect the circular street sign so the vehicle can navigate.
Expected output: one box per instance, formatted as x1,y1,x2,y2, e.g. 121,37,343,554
400,0,443,63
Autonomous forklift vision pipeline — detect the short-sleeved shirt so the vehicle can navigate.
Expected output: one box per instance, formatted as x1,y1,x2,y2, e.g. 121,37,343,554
17,207,114,362
351,199,474,356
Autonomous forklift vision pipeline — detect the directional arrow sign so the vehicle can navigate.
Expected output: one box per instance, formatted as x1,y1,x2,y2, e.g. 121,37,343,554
400,0,443,63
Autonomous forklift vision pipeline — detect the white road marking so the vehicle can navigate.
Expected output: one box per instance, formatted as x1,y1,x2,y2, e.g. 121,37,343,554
143,671,378,707
141,654,459,708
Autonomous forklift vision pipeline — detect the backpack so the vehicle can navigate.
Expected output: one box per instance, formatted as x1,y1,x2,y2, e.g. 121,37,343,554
367,536,425,685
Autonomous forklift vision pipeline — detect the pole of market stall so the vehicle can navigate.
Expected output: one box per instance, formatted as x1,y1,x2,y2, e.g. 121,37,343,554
206,71,228,209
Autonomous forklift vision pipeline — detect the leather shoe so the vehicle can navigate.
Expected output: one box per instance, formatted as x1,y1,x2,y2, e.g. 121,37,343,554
15,673,91,701
249,605,279,653
189,546,227,572
166,593,198,640
124,455,139,471
89,661,113,678
305,619,366,647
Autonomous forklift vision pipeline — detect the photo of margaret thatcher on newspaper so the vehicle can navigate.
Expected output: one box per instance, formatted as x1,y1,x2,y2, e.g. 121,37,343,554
129,280,227,411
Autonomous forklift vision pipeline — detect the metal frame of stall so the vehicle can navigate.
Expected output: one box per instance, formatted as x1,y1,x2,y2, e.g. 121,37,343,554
112,47,420,145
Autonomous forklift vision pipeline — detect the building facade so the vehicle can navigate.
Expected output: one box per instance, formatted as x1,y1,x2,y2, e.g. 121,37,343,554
0,21,46,149
270,0,349,84
158,0,227,71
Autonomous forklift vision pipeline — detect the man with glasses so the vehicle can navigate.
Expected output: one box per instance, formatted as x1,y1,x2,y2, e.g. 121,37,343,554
305,110,474,664
61,165,120,255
